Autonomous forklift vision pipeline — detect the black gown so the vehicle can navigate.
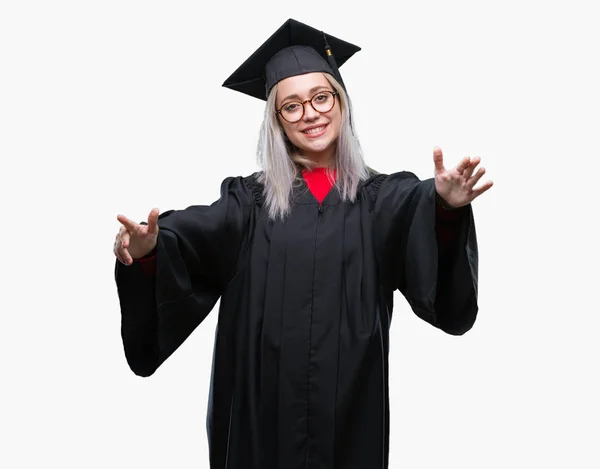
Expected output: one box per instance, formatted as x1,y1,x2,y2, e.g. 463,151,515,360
115,171,479,469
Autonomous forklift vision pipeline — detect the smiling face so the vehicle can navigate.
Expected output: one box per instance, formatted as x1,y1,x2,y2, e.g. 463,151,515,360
275,72,342,166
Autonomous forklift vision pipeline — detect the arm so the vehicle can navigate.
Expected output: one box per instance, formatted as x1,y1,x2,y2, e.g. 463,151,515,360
114,177,252,376
373,172,479,335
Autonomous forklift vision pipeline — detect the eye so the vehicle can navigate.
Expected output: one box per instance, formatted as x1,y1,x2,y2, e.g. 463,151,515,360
314,93,329,102
284,103,300,112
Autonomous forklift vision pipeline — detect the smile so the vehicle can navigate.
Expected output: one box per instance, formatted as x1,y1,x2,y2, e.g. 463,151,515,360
302,124,328,137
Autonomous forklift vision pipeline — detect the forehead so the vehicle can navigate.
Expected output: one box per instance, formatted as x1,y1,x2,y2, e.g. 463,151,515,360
276,73,331,102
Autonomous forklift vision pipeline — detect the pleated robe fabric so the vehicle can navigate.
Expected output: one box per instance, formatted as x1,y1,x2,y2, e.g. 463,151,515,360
115,170,479,469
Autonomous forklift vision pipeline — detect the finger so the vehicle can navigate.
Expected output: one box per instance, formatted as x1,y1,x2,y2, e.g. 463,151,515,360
115,250,127,265
466,166,486,189
433,146,445,174
119,246,133,265
147,208,160,235
121,248,133,265
471,180,494,198
463,156,481,180
121,230,131,249
116,214,139,232
115,228,125,249
114,241,127,264
455,156,472,175
113,234,132,264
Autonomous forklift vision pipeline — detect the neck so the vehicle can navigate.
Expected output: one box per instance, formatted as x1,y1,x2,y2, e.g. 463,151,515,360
300,146,336,168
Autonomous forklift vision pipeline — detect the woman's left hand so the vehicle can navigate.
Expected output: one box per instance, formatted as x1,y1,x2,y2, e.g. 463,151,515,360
433,146,494,209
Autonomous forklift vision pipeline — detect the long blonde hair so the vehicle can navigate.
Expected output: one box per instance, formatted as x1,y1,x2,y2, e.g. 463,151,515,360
256,73,370,220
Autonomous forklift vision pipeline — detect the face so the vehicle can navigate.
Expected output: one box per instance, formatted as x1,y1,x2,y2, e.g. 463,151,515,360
275,73,342,162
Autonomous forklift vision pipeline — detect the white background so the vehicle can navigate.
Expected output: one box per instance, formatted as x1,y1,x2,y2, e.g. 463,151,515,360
1,0,598,467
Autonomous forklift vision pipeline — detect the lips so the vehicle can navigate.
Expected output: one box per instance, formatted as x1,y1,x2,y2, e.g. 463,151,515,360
301,123,328,137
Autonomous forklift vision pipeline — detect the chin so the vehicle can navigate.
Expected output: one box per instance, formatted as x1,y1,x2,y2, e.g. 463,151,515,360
300,139,333,152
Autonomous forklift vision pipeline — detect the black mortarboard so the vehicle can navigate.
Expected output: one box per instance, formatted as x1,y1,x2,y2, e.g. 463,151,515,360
222,18,361,101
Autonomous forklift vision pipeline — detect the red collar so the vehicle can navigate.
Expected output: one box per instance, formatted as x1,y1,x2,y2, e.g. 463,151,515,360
302,167,337,204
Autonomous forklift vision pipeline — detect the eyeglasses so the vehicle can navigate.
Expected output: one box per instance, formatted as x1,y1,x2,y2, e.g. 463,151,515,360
276,90,338,123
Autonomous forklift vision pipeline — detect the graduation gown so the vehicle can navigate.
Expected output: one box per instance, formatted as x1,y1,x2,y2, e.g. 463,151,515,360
115,170,479,469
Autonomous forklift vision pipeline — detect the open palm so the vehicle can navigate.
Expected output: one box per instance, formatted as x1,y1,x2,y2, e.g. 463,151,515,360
433,146,493,209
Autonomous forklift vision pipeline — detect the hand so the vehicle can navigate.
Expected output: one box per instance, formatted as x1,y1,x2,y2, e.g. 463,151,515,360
433,146,493,208
113,208,160,265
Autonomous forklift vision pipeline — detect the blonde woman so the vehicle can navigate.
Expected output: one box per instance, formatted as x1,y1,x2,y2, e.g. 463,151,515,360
113,18,492,469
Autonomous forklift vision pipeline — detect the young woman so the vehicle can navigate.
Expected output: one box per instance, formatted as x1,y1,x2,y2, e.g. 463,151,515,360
113,18,492,469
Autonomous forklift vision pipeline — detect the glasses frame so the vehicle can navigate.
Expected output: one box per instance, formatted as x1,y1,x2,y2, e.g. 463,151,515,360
276,90,338,123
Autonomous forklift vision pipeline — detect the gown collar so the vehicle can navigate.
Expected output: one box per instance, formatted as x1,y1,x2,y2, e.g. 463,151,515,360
296,167,340,206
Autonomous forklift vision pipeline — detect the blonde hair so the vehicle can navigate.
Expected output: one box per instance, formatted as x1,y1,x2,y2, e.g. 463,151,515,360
256,73,369,220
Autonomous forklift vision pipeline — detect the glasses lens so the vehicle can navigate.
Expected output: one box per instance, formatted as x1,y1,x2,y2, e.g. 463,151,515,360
279,92,335,123
281,102,303,123
312,92,335,113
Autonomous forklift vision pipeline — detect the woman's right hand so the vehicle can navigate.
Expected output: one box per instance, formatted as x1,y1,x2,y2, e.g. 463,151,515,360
114,208,160,265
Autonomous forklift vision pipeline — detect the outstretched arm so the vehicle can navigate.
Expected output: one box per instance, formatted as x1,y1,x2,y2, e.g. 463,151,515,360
114,177,252,376
373,147,493,335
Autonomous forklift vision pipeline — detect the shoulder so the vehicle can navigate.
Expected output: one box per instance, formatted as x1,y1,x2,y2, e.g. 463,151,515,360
212,172,264,207
240,172,264,205
209,173,262,208
364,168,419,180
359,169,423,205
359,168,418,190
361,168,386,187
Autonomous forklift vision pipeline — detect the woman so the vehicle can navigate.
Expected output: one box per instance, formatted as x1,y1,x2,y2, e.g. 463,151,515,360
113,18,492,469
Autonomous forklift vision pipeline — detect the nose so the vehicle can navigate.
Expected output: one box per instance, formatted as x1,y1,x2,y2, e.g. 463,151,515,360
302,102,320,122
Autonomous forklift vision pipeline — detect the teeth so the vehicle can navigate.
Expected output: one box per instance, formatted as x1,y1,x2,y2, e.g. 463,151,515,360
304,125,326,134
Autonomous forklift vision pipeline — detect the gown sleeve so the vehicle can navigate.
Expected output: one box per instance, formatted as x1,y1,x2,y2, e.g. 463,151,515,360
114,176,253,376
372,171,479,335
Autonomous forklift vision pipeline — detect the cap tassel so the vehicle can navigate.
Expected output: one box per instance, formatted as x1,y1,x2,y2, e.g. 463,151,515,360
321,32,355,135
321,32,346,91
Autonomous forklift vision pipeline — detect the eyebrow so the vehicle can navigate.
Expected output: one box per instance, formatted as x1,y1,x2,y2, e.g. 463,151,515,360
280,86,332,104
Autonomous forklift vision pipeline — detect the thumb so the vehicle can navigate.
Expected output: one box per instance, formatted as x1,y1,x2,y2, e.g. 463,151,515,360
433,146,445,174
146,208,160,235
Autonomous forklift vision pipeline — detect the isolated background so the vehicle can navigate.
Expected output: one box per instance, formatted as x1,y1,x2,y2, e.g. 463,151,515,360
2,0,598,467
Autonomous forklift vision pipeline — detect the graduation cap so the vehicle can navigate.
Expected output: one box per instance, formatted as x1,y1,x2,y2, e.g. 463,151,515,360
222,18,361,101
